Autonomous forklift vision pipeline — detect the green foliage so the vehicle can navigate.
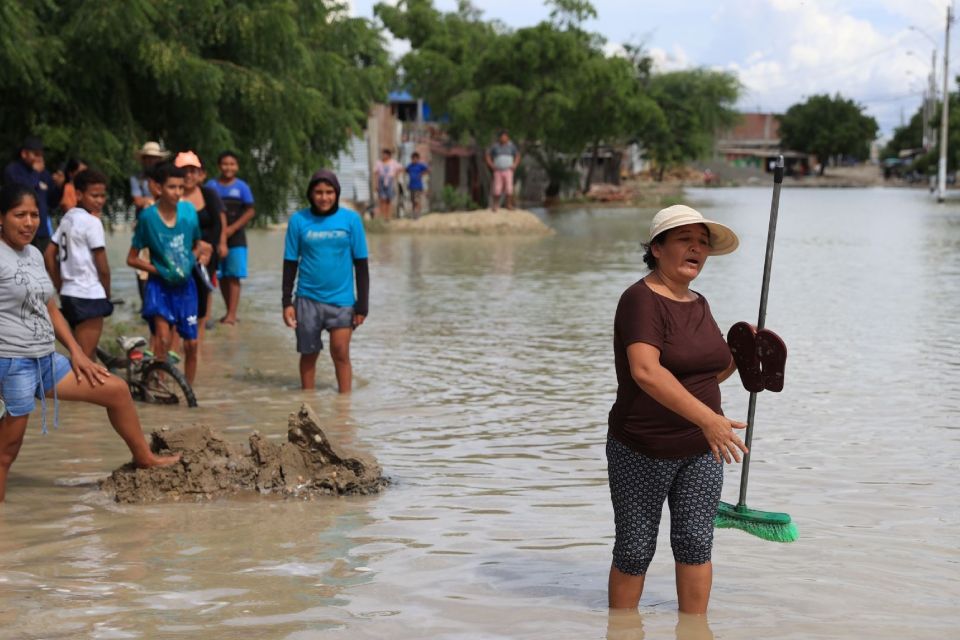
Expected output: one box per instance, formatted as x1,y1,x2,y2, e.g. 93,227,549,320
882,108,928,159
378,0,671,198
438,184,479,211
645,69,741,180
379,1,739,197
922,90,960,172
0,0,390,220
778,94,879,175
547,0,598,29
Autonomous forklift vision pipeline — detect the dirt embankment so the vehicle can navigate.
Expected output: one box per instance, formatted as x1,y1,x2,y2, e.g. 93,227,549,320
100,404,387,503
379,209,553,235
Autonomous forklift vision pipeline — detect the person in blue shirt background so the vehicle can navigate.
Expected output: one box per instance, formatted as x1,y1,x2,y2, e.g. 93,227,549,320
3,136,62,253
206,151,255,325
282,170,369,393
405,151,430,218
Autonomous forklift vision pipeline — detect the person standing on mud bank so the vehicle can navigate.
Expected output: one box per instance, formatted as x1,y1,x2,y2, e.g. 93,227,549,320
405,151,430,218
485,130,520,211
3,136,62,253
373,149,402,220
282,170,369,393
607,205,747,614
0,184,179,503
206,151,255,325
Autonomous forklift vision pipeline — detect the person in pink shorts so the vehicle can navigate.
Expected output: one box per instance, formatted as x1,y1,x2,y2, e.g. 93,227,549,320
485,130,521,211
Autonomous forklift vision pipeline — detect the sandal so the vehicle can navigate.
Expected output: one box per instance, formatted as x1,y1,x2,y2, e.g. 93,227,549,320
756,328,787,392
727,322,764,392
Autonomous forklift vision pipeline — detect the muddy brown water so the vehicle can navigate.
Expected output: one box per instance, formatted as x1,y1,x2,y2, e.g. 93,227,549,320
1,188,957,639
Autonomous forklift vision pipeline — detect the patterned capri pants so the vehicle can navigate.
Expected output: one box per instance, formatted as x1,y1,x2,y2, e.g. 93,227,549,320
607,436,723,576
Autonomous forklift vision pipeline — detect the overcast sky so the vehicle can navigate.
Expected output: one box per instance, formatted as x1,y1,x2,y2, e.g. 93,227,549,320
348,0,957,137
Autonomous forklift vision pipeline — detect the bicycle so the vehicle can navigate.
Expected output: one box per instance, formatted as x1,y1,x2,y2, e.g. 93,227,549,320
96,336,198,408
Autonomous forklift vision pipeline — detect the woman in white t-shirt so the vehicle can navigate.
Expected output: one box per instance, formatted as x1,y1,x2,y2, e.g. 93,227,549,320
44,169,114,360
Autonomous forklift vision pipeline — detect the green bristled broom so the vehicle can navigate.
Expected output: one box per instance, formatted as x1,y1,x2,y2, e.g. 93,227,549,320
714,156,799,543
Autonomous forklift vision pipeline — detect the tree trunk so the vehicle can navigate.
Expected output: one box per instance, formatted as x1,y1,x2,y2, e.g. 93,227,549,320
583,140,599,194
656,164,665,182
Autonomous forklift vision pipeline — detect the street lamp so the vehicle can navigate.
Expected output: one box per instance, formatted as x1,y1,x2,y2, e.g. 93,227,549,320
909,25,938,48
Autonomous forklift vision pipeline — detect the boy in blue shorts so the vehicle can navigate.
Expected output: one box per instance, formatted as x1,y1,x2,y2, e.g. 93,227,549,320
405,152,430,218
206,151,255,325
126,163,202,384
282,170,369,392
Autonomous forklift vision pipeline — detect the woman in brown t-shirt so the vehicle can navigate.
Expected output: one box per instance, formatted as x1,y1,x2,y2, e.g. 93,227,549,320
607,205,748,614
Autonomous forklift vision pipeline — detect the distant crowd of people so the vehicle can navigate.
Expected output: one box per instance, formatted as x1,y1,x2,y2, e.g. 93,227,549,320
369,129,522,218
372,147,430,220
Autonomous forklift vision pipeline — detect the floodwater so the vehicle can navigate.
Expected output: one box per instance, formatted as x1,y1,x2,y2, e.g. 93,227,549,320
1,187,958,639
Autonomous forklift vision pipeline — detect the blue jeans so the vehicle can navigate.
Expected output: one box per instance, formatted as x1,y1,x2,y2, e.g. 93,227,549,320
0,353,72,433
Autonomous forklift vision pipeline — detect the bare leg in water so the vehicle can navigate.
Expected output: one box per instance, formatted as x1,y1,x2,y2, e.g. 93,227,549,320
608,562,713,614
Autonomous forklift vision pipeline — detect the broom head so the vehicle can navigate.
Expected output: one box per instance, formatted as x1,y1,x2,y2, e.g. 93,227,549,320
715,501,799,543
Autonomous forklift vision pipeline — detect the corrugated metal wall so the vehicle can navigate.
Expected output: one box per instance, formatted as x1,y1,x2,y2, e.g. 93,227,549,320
334,135,371,205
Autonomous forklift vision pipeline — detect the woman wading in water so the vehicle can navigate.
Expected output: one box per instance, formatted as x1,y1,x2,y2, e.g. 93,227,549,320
607,205,748,613
0,185,179,503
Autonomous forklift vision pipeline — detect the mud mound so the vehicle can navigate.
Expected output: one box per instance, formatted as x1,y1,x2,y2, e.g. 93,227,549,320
100,404,387,503
386,209,553,235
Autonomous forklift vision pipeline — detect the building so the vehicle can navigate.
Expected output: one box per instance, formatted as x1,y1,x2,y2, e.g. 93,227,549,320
715,112,810,175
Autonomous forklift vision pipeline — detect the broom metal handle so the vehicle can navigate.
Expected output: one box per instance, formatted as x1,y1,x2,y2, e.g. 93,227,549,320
738,155,784,508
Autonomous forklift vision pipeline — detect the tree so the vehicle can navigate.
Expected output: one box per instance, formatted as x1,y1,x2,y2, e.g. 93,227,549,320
378,0,663,198
882,107,928,159
645,69,741,181
779,94,878,175
0,0,390,220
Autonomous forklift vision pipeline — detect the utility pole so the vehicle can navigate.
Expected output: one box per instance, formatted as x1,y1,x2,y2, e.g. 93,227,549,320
938,5,953,202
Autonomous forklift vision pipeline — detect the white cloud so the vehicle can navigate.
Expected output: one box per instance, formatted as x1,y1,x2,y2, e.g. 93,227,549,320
649,45,692,73
715,0,939,133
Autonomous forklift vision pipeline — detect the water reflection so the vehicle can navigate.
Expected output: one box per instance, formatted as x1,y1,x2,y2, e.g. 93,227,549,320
607,609,646,640
606,611,714,640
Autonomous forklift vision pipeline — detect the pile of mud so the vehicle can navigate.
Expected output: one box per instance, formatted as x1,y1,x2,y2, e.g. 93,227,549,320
100,404,387,503
385,209,553,235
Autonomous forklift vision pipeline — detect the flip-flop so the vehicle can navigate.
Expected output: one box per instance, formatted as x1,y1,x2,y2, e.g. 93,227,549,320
727,322,764,392
756,328,787,392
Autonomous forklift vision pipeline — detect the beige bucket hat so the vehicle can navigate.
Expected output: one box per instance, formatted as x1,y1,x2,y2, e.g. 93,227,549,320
136,141,170,159
648,204,739,255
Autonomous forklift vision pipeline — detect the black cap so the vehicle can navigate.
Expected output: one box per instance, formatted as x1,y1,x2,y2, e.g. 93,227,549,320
21,136,43,152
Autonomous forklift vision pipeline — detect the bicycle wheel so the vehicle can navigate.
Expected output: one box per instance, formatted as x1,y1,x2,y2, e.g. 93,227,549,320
140,361,198,407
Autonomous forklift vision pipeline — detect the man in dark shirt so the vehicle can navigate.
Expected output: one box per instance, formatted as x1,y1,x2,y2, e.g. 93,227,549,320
3,136,62,252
